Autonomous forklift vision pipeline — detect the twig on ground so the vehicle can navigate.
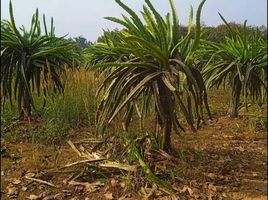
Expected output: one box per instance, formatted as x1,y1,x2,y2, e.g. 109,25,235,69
24,176,59,188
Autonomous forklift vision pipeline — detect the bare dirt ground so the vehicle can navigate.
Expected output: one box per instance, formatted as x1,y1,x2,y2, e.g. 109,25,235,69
1,114,267,200
178,116,267,200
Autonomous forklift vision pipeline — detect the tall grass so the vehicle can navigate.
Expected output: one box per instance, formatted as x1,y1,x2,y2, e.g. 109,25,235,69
43,68,101,128
1,68,102,143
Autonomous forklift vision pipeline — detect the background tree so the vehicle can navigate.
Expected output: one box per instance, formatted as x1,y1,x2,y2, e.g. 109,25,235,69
203,23,267,42
72,35,92,50
1,2,79,120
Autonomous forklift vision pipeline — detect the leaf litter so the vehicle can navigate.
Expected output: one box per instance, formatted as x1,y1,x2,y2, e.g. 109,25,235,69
1,116,267,199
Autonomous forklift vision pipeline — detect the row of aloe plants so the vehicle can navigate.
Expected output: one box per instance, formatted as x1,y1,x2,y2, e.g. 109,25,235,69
1,0,267,151
83,0,267,150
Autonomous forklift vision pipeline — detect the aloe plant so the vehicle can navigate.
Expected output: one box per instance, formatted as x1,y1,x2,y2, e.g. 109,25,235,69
200,14,267,118
1,1,79,120
86,0,211,151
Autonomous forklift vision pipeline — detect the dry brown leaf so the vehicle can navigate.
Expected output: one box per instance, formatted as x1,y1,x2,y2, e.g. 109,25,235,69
143,184,158,200
179,186,193,196
43,194,56,200
179,186,187,193
120,182,125,188
7,185,18,197
104,192,114,199
222,192,228,198
252,172,258,177
187,187,194,196
206,173,217,179
118,195,129,200
28,194,39,200
68,180,104,193
208,184,217,192
110,178,118,187
79,145,85,152
11,179,21,185
207,193,212,200
236,146,245,152
119,194,132,200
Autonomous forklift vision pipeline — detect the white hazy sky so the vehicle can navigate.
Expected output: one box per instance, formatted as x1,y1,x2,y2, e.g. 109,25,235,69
1,0,267,42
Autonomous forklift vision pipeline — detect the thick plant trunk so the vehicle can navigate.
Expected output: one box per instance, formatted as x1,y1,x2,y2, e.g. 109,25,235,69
162,114,172,151
19,93,32,121
158,81,173,151
228,82,242,118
